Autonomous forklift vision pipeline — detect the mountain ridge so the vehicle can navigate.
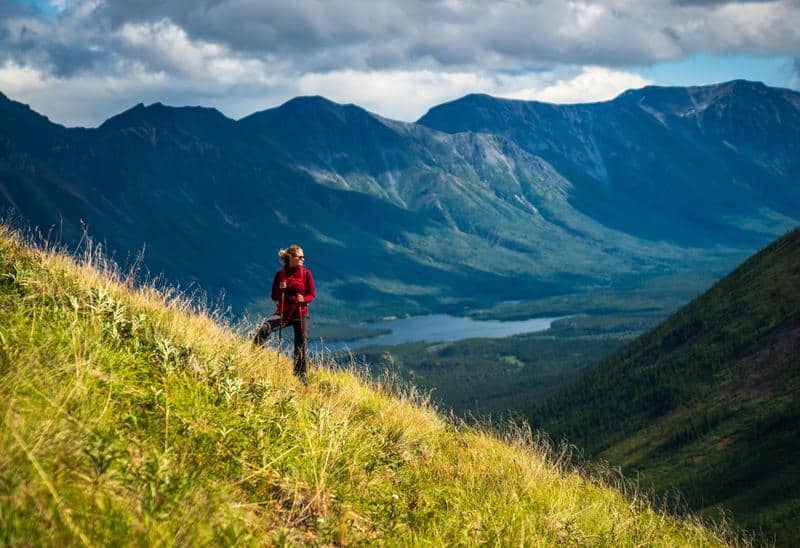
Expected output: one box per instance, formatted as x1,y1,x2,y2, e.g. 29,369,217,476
418,80,800,246
1,80,798,321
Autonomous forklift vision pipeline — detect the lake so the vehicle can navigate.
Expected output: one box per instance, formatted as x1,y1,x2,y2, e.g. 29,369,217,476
307,313,561,354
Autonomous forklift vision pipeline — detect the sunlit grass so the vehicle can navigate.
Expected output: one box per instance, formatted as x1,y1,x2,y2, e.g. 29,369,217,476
0,225,740,545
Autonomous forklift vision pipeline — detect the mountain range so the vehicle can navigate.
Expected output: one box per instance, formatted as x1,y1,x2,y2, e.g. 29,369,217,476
1,80,799,322
420,80,800,246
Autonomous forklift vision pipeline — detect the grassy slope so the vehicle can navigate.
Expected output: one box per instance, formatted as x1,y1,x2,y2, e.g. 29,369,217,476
0,228,732,545
531,227,800,544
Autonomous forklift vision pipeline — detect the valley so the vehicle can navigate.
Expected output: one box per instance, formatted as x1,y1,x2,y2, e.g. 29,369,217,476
349,272,709,417
3,79,800,543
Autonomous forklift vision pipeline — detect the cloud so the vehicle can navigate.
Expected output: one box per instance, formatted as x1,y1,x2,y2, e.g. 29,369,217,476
0,57,651,127
299,66,653,122
7,1,800,75
0,0,798,125
0,59,171,127
506,67,653,105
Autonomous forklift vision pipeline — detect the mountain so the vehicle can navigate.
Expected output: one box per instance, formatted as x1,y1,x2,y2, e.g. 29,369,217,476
1,94,483,319
529,227,800,544
0,224,731,545
1,81,799,323
418,80,800,246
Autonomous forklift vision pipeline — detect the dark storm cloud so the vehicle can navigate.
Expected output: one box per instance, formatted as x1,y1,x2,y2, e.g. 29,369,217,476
2,0,799,79
101,1,800,70
93,0,407,61
93,0,665,69
0,5,116,77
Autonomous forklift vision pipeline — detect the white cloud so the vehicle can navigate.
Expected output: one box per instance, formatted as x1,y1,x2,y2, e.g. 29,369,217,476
0,18,292,126
11,1,800,75
525,67,653,104
296,69,498,121
296,66,653,121
0,61,45,96
116,19,280,83
0,59,170,127
670,1,800,55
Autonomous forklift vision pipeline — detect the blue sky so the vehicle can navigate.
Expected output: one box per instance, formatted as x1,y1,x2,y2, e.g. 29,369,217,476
2,0,799,126
15,0,60,19
637,53,797,90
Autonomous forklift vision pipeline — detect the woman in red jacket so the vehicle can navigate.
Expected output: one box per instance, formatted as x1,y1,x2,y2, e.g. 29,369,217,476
253,244,315,384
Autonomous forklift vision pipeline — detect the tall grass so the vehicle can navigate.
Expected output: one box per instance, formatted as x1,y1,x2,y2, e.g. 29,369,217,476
0,224,739,545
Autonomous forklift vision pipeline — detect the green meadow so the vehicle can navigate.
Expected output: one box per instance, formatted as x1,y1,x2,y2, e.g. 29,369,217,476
0,225,743,545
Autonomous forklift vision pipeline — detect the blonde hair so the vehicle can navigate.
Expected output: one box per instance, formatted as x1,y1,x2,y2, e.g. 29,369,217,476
278,244,303,265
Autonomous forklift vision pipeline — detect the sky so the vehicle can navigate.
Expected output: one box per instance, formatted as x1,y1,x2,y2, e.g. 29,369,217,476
1,0,799,127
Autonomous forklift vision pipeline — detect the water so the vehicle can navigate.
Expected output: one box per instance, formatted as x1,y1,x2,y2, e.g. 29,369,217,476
309,313,561,354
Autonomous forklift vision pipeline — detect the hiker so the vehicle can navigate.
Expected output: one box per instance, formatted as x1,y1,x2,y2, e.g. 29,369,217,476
252,245,315,384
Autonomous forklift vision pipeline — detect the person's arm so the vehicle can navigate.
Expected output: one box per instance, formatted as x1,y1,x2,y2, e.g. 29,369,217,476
302,269,315,304
270,271,283,302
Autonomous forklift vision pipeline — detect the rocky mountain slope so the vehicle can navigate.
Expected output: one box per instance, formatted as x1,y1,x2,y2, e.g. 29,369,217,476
419,80,800,246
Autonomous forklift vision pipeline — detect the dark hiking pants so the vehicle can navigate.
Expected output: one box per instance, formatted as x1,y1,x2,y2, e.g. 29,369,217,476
253,313,310,382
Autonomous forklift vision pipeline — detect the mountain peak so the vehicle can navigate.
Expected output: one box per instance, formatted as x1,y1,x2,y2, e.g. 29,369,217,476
424,80,782,122
421,79,799,134
280,94,342,109
615,79,770,102
238,94,388,137
98,102,232,133
242,94,374,125
0,90,64,140
612,79,799,120
417,93,533,124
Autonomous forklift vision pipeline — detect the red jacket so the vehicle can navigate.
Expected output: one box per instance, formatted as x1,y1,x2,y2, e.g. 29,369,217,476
271,265,315,320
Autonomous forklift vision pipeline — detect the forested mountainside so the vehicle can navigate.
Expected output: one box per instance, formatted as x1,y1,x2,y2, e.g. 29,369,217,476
530,227,800,544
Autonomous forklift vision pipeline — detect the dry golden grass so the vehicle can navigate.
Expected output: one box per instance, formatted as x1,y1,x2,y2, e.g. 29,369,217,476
0,226,743,546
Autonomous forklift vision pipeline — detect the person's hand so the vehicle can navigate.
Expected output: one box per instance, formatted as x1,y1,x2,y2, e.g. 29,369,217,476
296,294,305,303
279,281,287,290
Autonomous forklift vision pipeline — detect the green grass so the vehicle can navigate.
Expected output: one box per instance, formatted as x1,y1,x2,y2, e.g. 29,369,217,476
0,226,738,545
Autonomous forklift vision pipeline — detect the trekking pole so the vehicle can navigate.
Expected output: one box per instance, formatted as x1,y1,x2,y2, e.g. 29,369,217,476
278,282,286,355
299,305,306,382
